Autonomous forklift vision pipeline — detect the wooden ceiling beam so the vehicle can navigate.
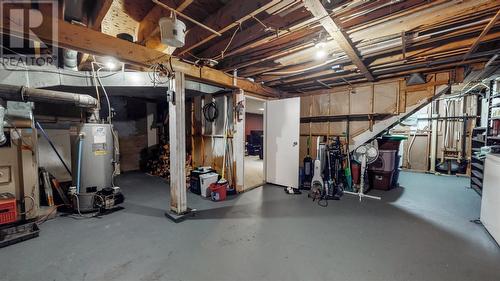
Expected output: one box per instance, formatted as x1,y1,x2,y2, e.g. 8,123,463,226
304,0,374,81
228,0,498,76
218,27,321,71
462,8,500,61
89,0,113,30
338,0,428,29
228,0,497,83
238,15,494,79
369,30,500,68
195,5,312,60
349,0,498,43
264,30,500,90
0,15,282,97
176,0,283,57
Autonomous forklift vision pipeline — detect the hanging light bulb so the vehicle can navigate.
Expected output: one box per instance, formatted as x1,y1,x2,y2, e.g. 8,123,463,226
314,41,328,60
315,49,327,60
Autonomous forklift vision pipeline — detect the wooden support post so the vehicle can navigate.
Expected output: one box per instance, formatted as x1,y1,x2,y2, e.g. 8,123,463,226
233,89,245,192
165,72,192,222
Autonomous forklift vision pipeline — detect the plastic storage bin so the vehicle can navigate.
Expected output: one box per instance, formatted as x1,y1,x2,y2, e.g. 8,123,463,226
199,173,219,198
369,150,398,172
0,195,16,225
368,171,394,190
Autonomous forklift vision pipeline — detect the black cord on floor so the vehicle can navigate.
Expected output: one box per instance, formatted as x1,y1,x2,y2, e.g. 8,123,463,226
470,218,482,225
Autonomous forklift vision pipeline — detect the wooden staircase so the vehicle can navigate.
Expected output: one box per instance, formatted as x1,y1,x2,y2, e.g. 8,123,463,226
298,71,453,161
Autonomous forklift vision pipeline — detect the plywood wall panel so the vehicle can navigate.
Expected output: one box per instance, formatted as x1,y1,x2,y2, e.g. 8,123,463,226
402,136,429,171
300,95,312,117
312,93,330,116
311,122,330,136
406,90,430,107
350,85,372,114
329,121,348,136
300,123,311,136
373,82,398,114
349,121,370,139
330,91,350,115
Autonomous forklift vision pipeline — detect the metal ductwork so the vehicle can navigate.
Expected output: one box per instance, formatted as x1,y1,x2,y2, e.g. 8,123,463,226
0,84,100,144
0,84,98,108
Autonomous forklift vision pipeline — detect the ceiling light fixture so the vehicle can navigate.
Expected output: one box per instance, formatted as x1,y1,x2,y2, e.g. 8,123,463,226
102,57,121,70
315,49,327,60
314,41,328,61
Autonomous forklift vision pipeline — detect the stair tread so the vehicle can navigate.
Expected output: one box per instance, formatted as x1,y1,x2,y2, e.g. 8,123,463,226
471,162,484,170
471,177,483,186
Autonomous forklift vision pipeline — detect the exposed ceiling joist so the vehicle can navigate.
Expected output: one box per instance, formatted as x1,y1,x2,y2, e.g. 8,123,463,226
304,0,374,81
89,0,113,30
0,16,282,97
196,4,312,60
176,0,283,56
462,9,500,61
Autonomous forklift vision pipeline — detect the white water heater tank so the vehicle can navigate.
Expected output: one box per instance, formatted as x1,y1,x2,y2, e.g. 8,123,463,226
159,15,186,48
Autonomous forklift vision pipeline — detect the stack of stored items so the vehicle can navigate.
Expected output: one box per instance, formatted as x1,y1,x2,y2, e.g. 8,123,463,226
0,193,41,249
146,144,170,179
189,167,219,198
145,145,192,183
368,135,405,190
0,193,16,225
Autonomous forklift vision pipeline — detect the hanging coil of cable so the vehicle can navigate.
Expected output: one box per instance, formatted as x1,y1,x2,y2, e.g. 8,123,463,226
203,101,218,122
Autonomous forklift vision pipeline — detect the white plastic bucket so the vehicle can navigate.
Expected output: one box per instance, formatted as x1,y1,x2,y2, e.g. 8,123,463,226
159,14,186,48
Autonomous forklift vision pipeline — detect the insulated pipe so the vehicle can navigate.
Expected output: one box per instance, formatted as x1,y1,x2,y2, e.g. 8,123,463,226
76,136,84,194
0,84,98,108
0,99,6,145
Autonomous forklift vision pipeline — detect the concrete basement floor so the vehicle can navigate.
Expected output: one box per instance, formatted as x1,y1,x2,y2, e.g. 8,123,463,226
1,171,499,281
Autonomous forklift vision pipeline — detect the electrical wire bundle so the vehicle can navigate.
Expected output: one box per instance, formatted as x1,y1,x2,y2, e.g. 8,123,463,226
203,101,219,122
148,63,171,85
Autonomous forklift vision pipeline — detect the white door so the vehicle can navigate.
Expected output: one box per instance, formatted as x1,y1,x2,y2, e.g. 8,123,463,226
265,97,300,188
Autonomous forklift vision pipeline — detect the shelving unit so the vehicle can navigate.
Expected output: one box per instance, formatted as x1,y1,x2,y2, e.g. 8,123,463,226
472,79,500,194
471,127,486,194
